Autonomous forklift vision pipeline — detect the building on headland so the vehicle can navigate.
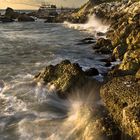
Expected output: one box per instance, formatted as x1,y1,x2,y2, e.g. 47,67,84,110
38,2,58,16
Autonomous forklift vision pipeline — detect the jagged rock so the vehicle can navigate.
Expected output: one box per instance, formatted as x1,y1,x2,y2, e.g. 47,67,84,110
113,45,128,60
100,76,140,140
34,60,87,95
95,47,112,54
18,14,35,22
93,38,113,50
126,29,140,50
119,49,140,73
5,7,20,19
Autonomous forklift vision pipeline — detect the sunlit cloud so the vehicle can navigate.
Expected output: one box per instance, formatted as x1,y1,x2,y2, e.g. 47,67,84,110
0,0,88,9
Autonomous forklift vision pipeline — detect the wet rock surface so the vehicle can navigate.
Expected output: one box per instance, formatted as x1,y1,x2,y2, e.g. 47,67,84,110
0,7,35,23
18,14,35,22
92,38,113,54
34,60,100,97
84,68,99,76
100,76,140,140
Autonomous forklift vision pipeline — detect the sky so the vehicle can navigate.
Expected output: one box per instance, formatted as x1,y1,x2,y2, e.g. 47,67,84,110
0,0,88,10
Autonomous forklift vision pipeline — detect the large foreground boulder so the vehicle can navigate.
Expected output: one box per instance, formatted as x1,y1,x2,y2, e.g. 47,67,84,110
100,76,140,140
34,60,88,96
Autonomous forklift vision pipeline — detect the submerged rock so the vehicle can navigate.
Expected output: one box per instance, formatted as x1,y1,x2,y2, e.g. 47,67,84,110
0,17,14,22
84,68,99,76
34,60,88,96
44,16,57,23
77,37,96,45
100,76,140,140
18,14,35,22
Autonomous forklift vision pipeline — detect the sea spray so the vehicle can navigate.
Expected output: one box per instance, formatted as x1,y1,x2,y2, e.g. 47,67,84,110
15,83,100,140
64,14,109,36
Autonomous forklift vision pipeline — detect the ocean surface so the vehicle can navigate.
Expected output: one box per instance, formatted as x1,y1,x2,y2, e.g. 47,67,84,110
0,19,109,140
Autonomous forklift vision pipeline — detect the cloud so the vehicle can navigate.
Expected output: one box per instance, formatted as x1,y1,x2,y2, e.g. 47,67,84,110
0,0,88,9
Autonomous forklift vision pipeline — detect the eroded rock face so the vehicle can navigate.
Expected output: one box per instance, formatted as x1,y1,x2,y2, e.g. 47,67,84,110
92,1,140,76
119,49,140,73
34,60,87,95
100,76,140,140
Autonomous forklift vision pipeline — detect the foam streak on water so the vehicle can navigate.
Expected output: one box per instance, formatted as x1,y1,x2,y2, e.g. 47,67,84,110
0,20,110,139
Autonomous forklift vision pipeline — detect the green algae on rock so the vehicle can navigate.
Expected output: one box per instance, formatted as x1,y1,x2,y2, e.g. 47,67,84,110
100,76,140,140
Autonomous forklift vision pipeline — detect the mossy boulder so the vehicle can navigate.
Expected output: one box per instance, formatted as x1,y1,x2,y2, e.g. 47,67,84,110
100,76,140,140
34,60,87,95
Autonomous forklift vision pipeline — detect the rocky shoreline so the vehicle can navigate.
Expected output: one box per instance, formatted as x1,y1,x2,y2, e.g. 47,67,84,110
33,0,140,139
1,0,139,139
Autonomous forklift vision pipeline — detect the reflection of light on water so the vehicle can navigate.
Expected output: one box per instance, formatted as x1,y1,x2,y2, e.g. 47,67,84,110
64,14,109,35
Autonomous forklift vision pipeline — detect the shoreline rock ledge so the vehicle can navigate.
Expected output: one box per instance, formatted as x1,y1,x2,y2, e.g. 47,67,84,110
100,76,140,140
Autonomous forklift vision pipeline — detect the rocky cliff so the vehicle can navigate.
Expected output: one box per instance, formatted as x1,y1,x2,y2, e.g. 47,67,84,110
73,0,140,139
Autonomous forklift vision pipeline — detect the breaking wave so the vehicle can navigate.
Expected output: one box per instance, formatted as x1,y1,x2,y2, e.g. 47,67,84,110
64,14,109,36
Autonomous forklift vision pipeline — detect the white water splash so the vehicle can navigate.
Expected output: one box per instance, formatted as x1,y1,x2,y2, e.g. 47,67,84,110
64,14,109,35
0,83,27,115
